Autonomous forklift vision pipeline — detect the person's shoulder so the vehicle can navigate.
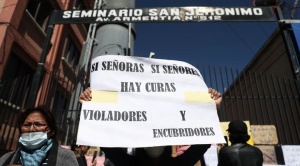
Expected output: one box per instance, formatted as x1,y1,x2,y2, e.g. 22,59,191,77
57,146,79,166
223,143,242,149
220,143,245,153
250,145,263,153
58,146,76,156
245,144,260,149
0,151,16,164
0,151,15,158
244,144,263,154
218,145,232,153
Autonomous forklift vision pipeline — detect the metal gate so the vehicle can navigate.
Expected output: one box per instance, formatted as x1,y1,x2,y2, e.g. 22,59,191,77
200,65,300,145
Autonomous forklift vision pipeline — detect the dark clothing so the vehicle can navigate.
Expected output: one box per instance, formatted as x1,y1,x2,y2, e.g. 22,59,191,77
136,144,211,166
77,154,88,166
0,141,78,166
218,143,263,166
102,144,211,166
101,147,136,166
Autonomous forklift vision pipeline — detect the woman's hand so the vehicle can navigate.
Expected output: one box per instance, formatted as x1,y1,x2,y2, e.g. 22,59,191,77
79,87,92,103
208,88,222,111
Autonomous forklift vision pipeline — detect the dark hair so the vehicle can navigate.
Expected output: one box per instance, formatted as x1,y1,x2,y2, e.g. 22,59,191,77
18,107,57,139
229,133,250,144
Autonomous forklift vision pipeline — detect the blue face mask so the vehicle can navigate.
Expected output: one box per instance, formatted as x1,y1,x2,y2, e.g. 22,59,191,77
19,131,48,149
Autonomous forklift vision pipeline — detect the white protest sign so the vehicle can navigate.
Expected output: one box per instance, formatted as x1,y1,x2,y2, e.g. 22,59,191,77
77,55,225,147
282,145,300,166
204,145,219,166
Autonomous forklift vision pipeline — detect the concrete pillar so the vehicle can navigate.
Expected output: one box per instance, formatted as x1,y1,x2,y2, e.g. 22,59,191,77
92,0,136,59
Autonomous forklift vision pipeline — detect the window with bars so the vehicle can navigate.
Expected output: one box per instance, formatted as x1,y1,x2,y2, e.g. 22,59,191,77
75,0,87,9
26,0,53,31
63,37,80,70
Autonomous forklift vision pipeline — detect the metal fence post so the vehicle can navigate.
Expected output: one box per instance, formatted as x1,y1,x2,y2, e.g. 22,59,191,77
27,12,55,107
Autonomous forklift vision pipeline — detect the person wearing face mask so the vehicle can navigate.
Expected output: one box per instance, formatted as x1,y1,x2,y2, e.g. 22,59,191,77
0,107,79,166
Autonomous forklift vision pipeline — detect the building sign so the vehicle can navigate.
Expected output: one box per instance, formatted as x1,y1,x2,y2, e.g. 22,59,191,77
77,55,225,147
51,6,276,24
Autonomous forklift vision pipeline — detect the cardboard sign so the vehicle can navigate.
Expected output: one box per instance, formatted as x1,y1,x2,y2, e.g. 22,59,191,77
256,145,278,165
251,125,278,144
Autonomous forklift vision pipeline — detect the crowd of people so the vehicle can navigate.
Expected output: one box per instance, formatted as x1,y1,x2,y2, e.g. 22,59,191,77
0,88,263,166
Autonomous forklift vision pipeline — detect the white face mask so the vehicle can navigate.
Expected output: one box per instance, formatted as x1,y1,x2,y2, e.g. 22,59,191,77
19,131,48,149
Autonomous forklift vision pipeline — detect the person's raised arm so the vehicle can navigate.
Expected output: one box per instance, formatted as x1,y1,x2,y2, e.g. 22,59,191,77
208,88,222,112
79,87,92,103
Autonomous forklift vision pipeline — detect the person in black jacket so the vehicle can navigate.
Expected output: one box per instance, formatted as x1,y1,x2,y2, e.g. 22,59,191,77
218,120,263,166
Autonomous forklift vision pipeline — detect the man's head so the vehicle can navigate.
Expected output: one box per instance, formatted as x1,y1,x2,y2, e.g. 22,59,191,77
227,120,250,144
227,120,248,135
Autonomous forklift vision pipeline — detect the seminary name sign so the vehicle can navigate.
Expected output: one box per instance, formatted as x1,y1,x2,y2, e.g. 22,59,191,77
77,55,225,147
51,6,276,24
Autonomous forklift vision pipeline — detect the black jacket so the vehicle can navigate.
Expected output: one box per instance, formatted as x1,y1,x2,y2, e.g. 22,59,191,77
77,154,88,166
218,143,263,166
